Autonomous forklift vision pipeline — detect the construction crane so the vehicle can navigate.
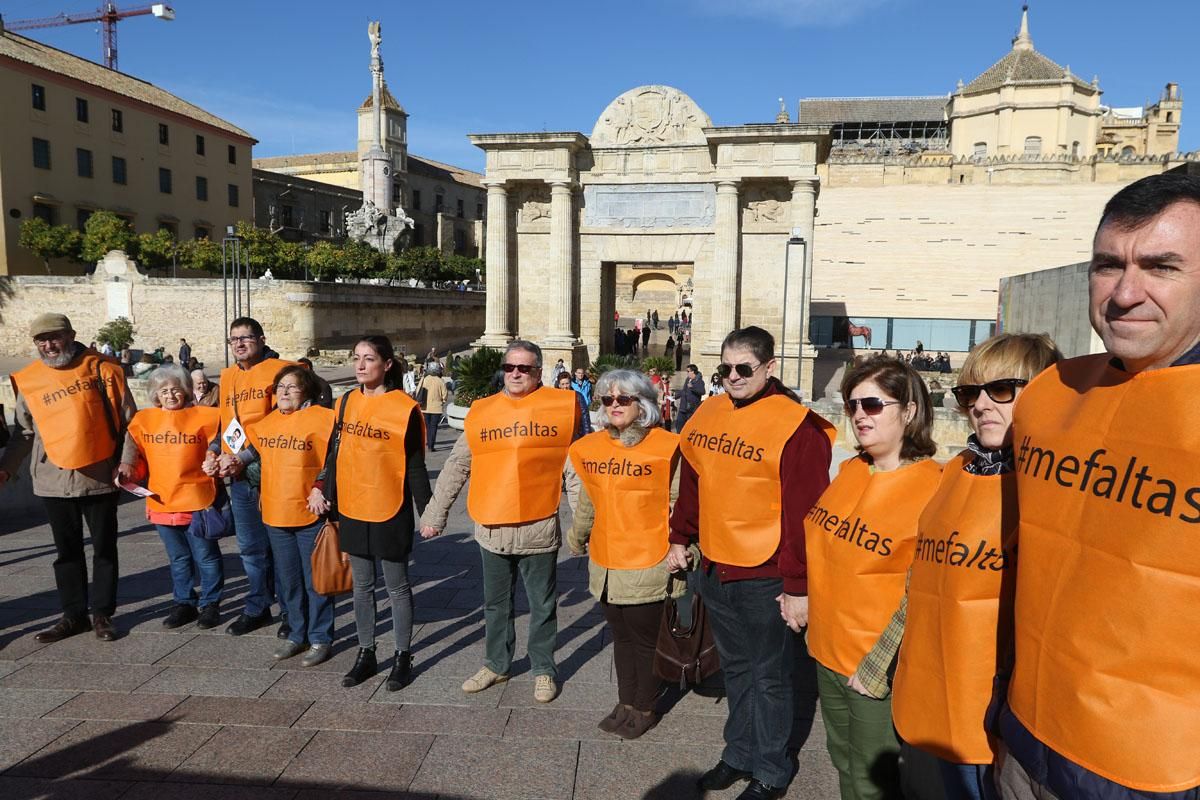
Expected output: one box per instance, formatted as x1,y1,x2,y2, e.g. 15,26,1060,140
2,3,175,71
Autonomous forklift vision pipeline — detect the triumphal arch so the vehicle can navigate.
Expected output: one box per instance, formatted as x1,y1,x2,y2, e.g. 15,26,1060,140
469,85,828,393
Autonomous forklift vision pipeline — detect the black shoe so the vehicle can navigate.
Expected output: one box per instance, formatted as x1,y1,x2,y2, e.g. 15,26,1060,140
34,615,90,644
92,614,117,641
697,760,752,792
196,604,221,630
163,604,198,629
386,650,413,692
276,621,292,640
225,610,272,636
735,779,785,800
342,648,378,688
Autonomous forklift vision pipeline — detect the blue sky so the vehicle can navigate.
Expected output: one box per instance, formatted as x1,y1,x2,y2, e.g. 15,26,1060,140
3,0,1196,171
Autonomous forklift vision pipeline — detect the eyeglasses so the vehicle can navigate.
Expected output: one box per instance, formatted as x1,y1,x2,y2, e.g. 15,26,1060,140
951,379,1028,409
845,397,903,415
716,361,763,380
155,387,185,397
227,335,259,345
501,363,536,375
600,394,637,407
274,383,303,394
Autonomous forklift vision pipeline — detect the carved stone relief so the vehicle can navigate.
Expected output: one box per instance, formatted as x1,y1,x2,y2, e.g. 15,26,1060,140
742,183,793,228
583,184,716,229
512,183,552,227
591,85,712,148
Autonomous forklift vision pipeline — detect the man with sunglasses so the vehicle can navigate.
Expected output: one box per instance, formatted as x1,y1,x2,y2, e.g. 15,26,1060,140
420,340,582,704
996,174,1200,800
202,317,296,637
666,326,835,800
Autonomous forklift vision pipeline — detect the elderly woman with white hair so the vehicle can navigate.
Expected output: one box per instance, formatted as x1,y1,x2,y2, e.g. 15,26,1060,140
117,363,224,630
566,368,686,740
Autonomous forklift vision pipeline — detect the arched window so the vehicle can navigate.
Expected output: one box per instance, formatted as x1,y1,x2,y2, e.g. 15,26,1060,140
1071,141,1081,158
1023,136,1042,156
1166,112,1175,123
1121,146,1137,158
973,142,987,159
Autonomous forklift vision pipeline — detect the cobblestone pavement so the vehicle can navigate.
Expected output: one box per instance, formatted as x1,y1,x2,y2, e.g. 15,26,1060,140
0,429,852,799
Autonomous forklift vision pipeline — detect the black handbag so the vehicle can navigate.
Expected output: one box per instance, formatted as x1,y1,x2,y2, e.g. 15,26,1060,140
653,573,721,690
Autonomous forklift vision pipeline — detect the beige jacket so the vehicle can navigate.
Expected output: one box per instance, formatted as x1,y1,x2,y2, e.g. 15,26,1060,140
420,432,580,555
566,424,690,605
1,346,138,498
419,375,448,415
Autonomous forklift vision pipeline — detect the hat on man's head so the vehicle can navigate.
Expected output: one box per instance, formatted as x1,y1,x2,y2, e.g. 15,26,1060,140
29,313,73,338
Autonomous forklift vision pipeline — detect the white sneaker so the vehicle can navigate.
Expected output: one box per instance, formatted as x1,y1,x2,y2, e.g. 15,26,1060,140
534,674,558,703
462,666,509,694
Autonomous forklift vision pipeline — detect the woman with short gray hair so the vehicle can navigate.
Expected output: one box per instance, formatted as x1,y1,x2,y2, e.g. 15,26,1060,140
565,368,684,740
118,363,225,630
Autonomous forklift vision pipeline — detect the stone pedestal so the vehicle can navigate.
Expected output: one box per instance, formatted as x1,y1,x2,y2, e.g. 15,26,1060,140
789,176,819,399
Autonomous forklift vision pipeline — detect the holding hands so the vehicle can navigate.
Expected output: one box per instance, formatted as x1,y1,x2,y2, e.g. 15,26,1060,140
777,593,809,633
307,487,331,516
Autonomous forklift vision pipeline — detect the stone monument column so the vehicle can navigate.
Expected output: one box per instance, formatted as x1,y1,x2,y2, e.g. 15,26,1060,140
705,179,741,351
546,181,577,343
475,180,513,348
790,176,820,398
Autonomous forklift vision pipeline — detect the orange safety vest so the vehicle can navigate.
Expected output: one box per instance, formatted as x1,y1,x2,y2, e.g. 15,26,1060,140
218,358,293,453
465,387,578,526
335,389,419,523
248,405,335,528
806,456,941,677
679,393,836,567
127,406,221,513
892,453,1015,764
1008,354,1200,792
11,352,126,470
569,427,679,570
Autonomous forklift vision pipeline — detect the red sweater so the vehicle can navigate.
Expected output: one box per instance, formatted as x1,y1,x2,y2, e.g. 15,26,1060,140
669,379,832,594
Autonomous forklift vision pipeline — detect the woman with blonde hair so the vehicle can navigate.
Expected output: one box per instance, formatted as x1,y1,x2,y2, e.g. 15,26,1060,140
566,368,685,739
892,333,1061,800
795,357,942,800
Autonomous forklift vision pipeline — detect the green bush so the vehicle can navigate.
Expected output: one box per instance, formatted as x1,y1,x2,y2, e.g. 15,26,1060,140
592,354,639,374
18,218,81,274
96,317,135,352
81,211,135,264
451,347,503,406
640,355,677,375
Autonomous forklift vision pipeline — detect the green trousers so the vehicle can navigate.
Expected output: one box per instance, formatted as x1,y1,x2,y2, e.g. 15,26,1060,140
816,662,902,800
479,547,558,678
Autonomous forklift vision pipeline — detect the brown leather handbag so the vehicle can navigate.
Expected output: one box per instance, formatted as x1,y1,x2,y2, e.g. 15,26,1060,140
310,392,353,596
653,573,720,690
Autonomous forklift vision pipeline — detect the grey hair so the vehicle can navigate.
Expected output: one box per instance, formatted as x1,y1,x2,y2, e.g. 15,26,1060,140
147,363,193,407
504,339,543,369
594,369,661,429
426,361,443,376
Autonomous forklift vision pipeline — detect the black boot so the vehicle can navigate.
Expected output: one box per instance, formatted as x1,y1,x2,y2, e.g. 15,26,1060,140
341,647,377,688
386,650,413,692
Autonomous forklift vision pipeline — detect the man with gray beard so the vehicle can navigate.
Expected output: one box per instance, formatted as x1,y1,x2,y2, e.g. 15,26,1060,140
0,313,135,642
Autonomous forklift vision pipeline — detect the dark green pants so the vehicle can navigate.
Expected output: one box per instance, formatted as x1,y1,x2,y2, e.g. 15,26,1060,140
817,662,902,800
480,547,558,678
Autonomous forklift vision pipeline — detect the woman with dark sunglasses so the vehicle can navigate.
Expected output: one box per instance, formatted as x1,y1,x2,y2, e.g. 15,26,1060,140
801,357,942,800
565,368,686,740
892,333,1060,800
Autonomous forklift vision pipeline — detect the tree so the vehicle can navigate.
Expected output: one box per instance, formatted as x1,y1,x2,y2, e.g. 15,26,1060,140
233,220,281,277
177,237,222,273
96,317,135,352
135,229,176,273
303,240,345,281
340,239,384,281
273,241,307,279
392,246,442,283
81,211,136,265
17,218,81,274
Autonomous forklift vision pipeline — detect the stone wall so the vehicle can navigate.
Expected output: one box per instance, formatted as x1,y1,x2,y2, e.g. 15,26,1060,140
998,261,1103,358
0,271,485,365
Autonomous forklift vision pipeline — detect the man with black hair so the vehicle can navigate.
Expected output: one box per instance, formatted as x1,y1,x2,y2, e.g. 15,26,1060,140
997,173,1200,800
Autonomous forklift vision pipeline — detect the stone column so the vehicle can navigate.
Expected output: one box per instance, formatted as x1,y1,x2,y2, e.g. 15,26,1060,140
790,176,820,398
705,179,741,351
546,181,577,343
475,180,512,348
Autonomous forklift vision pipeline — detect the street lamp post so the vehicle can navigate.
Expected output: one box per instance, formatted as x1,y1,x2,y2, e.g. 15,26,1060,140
782,231,806,389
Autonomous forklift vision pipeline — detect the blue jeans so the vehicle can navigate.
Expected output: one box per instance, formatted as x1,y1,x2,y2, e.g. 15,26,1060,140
697,566,798,789
266,521,334,645
938,758,998,800
155,524,223,608
229,480,276,618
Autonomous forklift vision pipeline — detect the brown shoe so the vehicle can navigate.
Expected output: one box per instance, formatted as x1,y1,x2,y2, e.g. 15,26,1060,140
34,616,90,643
616,708,659,740
92,614,117,641
598,703,631,734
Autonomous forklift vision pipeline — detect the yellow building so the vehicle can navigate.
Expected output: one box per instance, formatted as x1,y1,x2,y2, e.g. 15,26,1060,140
0,27,255,275
1097,83,1183,157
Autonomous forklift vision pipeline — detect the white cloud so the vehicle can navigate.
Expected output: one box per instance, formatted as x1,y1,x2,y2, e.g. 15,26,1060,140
687,0,894,27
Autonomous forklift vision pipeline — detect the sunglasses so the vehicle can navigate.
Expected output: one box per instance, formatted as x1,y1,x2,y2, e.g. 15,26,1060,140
501,363,536,375
716,361,762,380
845,397,903,415
951,379,1028,409
600,394,637,407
